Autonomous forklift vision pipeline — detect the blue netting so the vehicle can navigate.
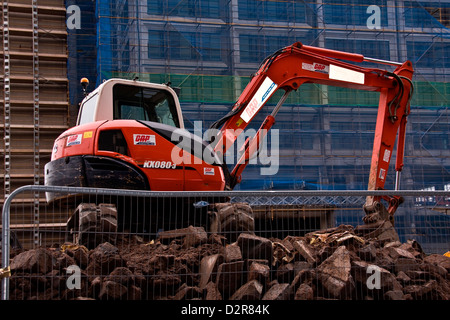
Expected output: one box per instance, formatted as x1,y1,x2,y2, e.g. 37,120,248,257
68,0,450,193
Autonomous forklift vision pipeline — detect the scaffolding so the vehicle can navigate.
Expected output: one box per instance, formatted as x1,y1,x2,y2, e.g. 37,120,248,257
2,1,11,198
0,0,70,246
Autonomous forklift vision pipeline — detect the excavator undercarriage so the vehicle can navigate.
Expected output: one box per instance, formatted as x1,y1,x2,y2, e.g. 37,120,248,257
68,200,257,248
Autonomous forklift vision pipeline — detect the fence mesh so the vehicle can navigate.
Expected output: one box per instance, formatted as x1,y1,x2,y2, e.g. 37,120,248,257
2,187,449,300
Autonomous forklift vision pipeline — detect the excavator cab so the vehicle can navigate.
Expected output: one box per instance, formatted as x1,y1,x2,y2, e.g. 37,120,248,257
77,78,184,128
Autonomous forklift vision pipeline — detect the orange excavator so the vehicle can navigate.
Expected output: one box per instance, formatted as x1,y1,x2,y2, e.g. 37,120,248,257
44,42,414,246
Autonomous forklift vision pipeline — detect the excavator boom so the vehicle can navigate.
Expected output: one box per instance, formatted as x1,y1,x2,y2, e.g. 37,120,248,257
211,42,414,235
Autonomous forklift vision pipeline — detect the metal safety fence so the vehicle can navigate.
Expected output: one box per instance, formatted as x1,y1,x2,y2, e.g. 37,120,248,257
1,185,450,300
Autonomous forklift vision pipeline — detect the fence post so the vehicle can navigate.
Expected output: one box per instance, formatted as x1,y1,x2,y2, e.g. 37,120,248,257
2,185,34,300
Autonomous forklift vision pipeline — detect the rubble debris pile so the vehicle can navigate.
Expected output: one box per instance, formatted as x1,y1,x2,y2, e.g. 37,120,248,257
6,224,450,300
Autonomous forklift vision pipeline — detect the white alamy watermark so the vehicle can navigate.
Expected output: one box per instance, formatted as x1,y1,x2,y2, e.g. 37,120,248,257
66,5,81,30
66,265,81,290
366,264,381,290
170,121,280,176
367,5,381,30
66,5,382,32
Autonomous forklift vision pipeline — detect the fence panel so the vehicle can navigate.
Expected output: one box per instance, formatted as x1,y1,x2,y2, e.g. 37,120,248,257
2,186,450,300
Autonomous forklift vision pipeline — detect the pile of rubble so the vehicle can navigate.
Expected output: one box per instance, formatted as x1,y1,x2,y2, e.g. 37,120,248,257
6,224,450,300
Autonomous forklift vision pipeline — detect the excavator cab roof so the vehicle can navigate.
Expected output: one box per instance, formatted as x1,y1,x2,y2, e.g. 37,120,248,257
77,78,185,129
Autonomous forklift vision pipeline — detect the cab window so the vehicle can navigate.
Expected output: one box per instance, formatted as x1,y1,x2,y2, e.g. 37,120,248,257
78,93,98,125
113,84,180,128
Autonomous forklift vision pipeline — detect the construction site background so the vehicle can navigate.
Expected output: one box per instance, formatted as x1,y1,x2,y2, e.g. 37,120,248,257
1,0,449,251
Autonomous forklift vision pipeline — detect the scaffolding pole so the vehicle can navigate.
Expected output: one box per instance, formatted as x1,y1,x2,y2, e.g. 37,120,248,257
32,0,40,246
2,1,11,199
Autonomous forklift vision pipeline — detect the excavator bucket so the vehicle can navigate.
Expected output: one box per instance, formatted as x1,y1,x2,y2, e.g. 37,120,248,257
357,201,400,242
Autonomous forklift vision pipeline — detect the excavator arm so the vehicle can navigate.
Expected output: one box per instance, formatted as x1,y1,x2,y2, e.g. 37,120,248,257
210,42,414,232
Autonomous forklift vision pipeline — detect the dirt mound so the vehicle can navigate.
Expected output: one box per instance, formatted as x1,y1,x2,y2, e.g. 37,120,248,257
6,224,450,300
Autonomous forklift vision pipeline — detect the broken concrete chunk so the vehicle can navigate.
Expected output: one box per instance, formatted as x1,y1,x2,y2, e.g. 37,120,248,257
289,268,315,296
317,245,335,263
294,261,311,272
89,276,102,298
294,283,314,300
403,280,439,299
421,261,448,279
384,241,402,249
272,241,295,265
248,262,270,284
199,254,224,290
237,233,273,264
224,243,242,262
205,281,222,300
149,254,175,272
262,283,290,300
150,273,182,298
127,285,142,300
387,247,416,261
245,259,269,270
63,244,89,269
87,242,126,275
317,246,351,281
351,260,371,284
276,263,296,283
293,239,317,265
216,261,244,297
400,240,425,258
54,253,76,271
230,280,263,300
357,243,377,262
404,270,431,281
183,226,208,248
396,271,411,284
104,267,135,286
317,246,353,298
394,257,421,274
10,248,55,274
158,226,208,248
424,254,450,273
173,283,203,300
384,290,406,300
99,280,128,300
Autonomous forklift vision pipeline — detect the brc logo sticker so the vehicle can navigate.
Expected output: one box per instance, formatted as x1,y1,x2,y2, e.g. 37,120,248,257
134,134,156,145
143,160,176,169
313,62,328,72
204,167,215,176
302,62,329,74
66,134,82,147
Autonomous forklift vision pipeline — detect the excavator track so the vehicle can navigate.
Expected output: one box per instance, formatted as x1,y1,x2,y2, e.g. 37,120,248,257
68,200,255,248
69,203,118,248
208,202,255,243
